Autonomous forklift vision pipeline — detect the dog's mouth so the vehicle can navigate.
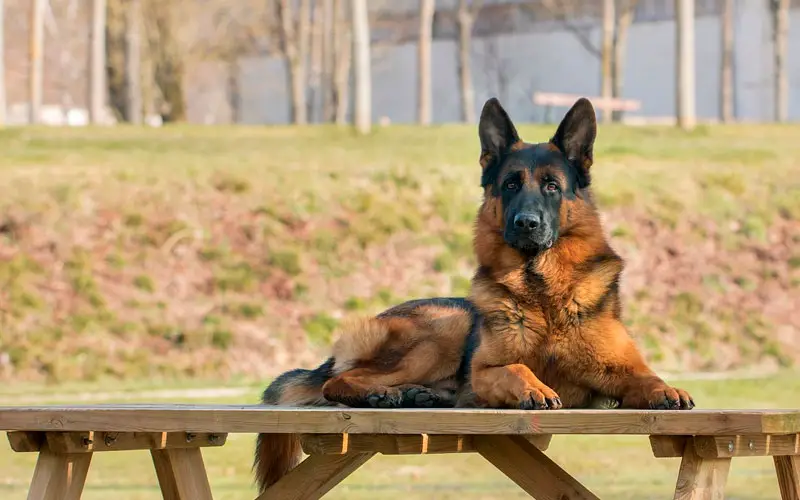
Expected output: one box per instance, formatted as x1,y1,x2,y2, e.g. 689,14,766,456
504,229,557,255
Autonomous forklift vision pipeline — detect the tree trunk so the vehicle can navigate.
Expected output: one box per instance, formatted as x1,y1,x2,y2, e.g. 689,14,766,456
321,0,335,122
351,0,371,134
29,0,46,124
333,0,351,125
125,0,142,124
278,0,310,125
309,0,323,122
227,58,239,124
456,0,478,123
675,0,695,130
89,0,108,124
772,0,789,122
417,0,435,125
0,0,6,126
611,0,637,123
600,0,614,123
720,0,734,123
149,2,186,123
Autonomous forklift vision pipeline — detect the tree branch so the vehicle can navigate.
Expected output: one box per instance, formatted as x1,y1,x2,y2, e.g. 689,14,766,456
537,0,601,58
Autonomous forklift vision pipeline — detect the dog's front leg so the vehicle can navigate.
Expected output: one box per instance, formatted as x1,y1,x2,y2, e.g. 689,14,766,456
471,363,562,409
578,320,695,410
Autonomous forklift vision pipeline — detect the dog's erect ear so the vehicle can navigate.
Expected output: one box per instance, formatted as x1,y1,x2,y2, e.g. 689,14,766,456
478,98,520,165
550,98,597,188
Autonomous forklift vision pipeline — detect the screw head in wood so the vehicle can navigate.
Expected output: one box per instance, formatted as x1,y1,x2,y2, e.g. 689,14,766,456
728,441,734,452
748,440,755,451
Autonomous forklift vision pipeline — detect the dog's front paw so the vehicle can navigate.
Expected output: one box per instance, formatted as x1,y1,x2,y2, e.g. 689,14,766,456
646,385,695,410
366,388,403,408
518,386,562,410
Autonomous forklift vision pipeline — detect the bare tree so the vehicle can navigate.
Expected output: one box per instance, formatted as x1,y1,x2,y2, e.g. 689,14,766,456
309,1,323,122
770,0,789,122
611,0,638,122
675,0,695,130
351,0,371,134
600,0,614,123
126,0,143,124
52,0,84,116
456,0,481,123
720,0,734,123
89,0,108,124
332,0,351,125
321,0,335,122
29,0,47,124
0,0,5,126
145,0,188,123
418,0,435,125
539,0,638,123
277,0,312,125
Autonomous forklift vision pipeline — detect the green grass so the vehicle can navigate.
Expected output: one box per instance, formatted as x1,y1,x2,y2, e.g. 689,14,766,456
0,123,798,382
0,373,798,499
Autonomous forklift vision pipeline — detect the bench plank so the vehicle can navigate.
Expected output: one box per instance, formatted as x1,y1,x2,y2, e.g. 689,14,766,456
533,92,641,111
2,406,798,436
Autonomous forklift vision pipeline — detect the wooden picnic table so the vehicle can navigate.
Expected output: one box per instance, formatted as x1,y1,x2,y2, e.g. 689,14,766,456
1,405,799,499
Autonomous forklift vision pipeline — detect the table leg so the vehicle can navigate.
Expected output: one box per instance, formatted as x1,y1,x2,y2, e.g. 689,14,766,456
27,448,92,500
774,456,800,500
255,452,375,500
151,448,214,500
673,443,731,500
475,435,600,500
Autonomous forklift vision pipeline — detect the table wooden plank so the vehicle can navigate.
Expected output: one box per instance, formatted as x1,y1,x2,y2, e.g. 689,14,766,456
650,435,689,458
694,434,800,458
1,406,798,435
10,431,228,453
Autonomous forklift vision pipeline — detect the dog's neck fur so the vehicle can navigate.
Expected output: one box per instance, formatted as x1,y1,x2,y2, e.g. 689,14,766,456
473,184,622,313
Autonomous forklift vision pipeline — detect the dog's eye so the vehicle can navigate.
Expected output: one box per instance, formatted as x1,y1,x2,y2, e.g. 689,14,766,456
505,181,518,191
545,182,559,192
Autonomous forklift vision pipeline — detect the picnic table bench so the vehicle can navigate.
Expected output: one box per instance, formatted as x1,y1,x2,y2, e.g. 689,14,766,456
1,405,799,499
533,92,642,123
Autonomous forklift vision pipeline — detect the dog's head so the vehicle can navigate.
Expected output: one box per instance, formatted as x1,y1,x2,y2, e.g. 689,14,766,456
478,97,597,255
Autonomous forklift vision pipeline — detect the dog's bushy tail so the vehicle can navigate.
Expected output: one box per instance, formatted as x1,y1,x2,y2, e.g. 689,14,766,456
253,357,336,493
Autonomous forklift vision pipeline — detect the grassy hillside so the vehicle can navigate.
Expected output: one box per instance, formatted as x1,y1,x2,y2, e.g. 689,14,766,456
0,123,798,382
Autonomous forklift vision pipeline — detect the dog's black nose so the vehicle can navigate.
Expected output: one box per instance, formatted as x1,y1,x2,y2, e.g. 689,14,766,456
513,213,540,231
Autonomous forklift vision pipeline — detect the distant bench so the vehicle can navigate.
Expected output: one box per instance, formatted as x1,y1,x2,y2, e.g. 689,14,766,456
1,405,799,499
534,92,642,122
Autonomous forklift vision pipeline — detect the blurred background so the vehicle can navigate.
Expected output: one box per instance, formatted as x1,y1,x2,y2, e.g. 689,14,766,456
0,1,799,498
2,0,800,126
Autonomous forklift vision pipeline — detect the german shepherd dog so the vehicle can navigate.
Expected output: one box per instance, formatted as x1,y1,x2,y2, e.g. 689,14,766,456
253,97,694,492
